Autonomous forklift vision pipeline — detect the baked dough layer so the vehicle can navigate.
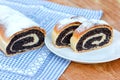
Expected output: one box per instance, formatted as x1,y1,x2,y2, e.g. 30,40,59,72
0,5,46,56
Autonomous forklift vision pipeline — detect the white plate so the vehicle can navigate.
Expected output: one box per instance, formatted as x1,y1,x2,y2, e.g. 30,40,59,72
45,30,120,64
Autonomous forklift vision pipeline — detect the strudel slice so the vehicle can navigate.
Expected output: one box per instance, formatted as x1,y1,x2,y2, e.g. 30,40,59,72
70,19,113,52
52,16,87,47
0,5,46,56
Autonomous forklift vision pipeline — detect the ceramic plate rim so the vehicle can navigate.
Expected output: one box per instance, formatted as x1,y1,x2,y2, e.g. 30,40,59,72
45,29,120,64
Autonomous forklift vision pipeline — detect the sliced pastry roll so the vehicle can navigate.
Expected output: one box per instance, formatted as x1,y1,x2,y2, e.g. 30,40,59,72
70,19,113,52
52,16,87,47
0,5,46,56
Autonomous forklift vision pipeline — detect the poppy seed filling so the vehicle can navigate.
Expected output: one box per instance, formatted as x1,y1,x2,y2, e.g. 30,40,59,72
76,28,112,51
56,26,79,46
6,29,44,54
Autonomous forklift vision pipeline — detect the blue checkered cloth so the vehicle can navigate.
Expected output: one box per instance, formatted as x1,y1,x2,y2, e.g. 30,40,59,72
0,0,103,80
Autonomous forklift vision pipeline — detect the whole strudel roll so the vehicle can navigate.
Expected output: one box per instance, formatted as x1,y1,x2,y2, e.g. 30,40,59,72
0,5,46,56
52,16,87,47
70,19,113,52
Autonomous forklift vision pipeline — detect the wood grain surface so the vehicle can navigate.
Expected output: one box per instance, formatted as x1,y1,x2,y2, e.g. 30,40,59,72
48,0,120,80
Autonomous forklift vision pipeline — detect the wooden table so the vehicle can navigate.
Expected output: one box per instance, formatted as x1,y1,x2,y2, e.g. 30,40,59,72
49,0,120,80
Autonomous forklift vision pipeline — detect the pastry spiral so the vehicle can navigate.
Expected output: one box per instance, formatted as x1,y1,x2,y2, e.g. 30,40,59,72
0,5,46,56
52,16,87,47
70,19,113,52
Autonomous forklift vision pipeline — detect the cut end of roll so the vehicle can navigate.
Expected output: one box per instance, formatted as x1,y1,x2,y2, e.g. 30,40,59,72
70,20,113,52
0,5,46,56
6,27,46,56
52,16,87,48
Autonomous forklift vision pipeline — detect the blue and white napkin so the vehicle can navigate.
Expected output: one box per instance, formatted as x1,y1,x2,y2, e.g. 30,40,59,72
0,0,103,80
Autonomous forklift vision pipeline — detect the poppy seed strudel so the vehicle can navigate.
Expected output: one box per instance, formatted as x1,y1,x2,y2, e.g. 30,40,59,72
70,19,113,52
52,16,87,47
0,5,46,56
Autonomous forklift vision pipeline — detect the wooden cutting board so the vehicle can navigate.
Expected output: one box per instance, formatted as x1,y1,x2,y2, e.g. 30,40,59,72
49,0,120,80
